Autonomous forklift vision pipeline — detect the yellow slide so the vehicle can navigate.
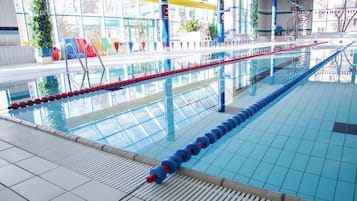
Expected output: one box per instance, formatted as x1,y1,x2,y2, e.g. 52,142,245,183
144,0,216,10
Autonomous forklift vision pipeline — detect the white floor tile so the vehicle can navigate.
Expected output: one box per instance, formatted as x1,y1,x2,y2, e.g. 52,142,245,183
0,147,33,163
0,164,33,186
51,192,85,201
16,156,58,175
41,167,90,191
0,188,27,201
73,181,126,201
12,177,64,201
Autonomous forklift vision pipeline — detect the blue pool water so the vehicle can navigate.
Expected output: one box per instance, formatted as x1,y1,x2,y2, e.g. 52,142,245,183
1,44,357,201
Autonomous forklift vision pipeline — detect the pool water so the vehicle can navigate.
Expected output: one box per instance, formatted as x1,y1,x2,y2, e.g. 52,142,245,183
2,44,357,201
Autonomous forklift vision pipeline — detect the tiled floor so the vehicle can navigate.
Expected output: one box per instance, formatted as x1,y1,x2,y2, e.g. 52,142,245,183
0,139,127,201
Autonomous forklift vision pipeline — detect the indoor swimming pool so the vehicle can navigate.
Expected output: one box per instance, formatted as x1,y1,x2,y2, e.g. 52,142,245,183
1,42,356,201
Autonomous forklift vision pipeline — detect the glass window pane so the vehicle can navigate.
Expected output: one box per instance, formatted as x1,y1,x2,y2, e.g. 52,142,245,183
141,120,161,134
174,95,186,106
126,126,147,141
104,133,131,147
57,16,81,38
181,105,194,115
104,0,120,16
133,107,151,122
116,113,137,129
147,103,164,117
81,0,100,14
72,126,101,140
192,102,205,113
96,119,120,136
83,17,101,38
54,0,80,14
174,111,186,122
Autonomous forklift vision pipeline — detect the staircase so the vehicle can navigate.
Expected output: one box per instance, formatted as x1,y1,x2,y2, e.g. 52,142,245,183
286,0,311,40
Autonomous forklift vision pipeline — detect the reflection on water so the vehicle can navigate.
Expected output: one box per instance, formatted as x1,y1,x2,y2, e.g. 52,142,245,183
2,46,356,152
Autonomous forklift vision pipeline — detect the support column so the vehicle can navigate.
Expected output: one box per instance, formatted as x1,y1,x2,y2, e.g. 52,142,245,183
271,0,277,42
218,52,225,112
163,59,175,140
217,0,225,43
159,0,170,50
352,49,357,83
270,56,275,84
250,60,257,96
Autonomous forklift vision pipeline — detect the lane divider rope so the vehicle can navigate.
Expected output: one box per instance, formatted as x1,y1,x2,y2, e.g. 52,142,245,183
145,42,354,184
8,42,327,110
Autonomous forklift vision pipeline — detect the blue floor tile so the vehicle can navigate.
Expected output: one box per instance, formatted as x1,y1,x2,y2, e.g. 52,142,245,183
249,144,268,161
308,119,322,130
248,179,265,188
306,156,324,175
290,153,309,172
238,141,256,156
267,122,282,133
205,165,223,176
321,159,339,179
334,181,355,201
298,173,320,197
225,140,243,153
311,142,328,157
266,166,288,187
342,147,357,165
239,159,259,177
278,124,294,137
316,131,332,144
283,169,303,191
329,133,345,146
252,162,274,183
338,162,357,183
290,127,306,139
264,183,280,193
262,147,281,164
276,150,295,168
259,134,275,146
219,169,235,180
303,128,318,141
344,135,357,149
225,155,246,173
234,174,249,183
326,144,343,161
213,151,234,168
271,136,288,149
284,138,300,152
315,176,336,201
297,140,314,155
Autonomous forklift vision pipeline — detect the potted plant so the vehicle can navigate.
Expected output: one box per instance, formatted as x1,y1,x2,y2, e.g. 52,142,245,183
30,0,53,63
208,21,218,40
179,19,203,44
250,0,259,39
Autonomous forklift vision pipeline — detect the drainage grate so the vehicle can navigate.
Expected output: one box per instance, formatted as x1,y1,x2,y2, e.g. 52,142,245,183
333,122,357,135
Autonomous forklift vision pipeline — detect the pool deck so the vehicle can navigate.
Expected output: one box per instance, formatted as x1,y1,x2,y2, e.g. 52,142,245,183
0,44,310,201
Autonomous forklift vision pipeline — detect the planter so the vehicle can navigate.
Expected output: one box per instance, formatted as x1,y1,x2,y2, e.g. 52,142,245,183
180,31,204,43
35,46,52,64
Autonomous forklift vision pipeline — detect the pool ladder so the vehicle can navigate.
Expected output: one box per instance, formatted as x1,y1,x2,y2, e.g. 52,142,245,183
63,41,106,73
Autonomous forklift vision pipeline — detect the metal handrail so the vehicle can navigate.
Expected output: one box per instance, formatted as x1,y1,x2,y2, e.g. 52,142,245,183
64,43,86,73
84,41,106,71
